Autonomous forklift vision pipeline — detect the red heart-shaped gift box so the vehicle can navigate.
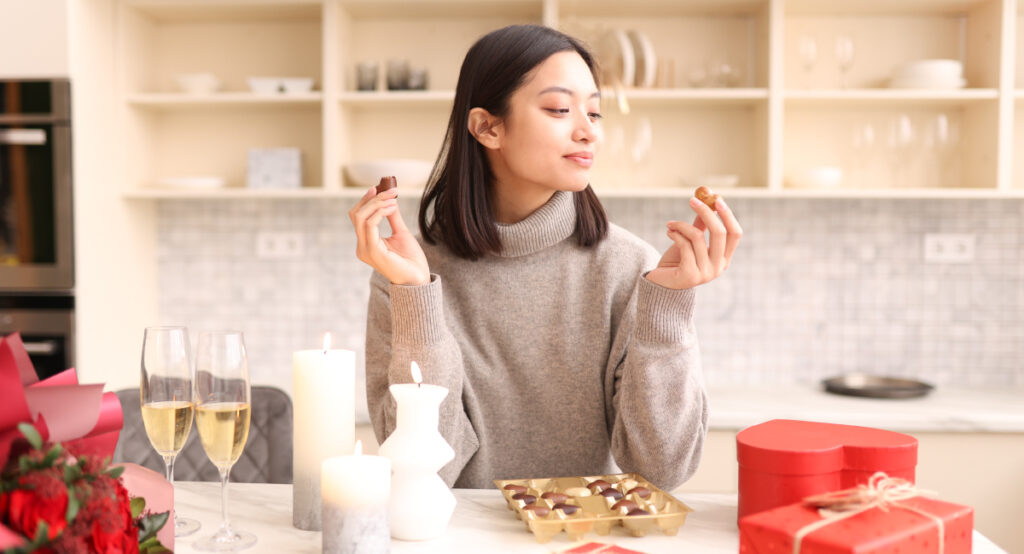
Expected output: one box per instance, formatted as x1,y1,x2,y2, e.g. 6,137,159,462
736,419,918,519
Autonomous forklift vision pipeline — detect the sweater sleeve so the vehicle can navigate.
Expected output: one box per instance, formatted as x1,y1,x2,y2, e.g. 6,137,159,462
364,271,480,486
604,275,709,492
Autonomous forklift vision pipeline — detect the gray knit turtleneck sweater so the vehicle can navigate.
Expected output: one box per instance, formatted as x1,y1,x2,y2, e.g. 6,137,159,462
365,190,708,490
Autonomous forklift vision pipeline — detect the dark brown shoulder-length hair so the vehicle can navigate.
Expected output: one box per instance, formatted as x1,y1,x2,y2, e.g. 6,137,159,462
418,24,608,261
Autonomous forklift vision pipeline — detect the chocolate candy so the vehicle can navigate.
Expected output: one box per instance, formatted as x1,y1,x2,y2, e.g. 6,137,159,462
694,185,719,209
541,492,568,503
523,504,550,517
612,499,639,512
627,486,651,499
587,479,611,493
619,478,639,491
375,176,397,194
553,503,579,515
512,493,536,505
599,488,623,500
504,484,527,494
564,487,591,497
627,508,651,516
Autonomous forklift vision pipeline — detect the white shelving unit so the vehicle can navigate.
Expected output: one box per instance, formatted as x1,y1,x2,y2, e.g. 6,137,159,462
115,0,1024,199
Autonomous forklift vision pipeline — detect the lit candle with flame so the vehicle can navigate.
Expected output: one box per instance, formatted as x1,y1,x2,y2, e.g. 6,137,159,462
292,332,355,531
322,439,391,553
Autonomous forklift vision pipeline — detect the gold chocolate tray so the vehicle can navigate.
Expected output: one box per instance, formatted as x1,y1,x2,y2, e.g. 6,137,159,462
493,473,693,543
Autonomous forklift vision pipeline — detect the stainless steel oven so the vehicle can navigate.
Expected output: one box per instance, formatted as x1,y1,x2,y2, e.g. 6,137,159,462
0,79,73,291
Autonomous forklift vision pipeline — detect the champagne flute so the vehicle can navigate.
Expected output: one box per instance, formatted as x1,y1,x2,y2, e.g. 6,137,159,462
193,331,256,551
140,326,201,537
798,35,817,89
835,35,855,89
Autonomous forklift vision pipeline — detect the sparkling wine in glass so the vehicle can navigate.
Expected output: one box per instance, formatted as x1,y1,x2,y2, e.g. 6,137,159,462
194,330,256,552
141,326,201,537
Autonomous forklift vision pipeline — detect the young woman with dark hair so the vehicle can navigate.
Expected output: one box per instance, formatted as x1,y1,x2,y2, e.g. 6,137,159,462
349,24,742,490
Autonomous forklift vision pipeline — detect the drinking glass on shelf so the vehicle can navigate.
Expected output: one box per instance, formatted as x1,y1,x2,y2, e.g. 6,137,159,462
193,331,255,552
886,114,917,187
835,35,855,89
923,113,960,187
140,326,201,537
849,121,877,187
798,35,818,89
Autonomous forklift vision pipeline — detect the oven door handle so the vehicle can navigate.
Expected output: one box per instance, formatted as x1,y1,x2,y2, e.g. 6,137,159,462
0,129,46,145
22,340,58,355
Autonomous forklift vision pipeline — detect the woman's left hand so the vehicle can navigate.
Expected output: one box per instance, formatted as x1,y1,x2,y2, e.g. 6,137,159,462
646,195,743,290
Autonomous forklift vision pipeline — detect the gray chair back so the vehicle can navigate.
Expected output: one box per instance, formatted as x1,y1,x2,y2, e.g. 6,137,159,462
113,386,293,484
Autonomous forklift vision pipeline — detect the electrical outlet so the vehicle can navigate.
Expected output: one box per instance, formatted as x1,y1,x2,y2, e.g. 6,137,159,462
256,232,304,259
923,233,975,264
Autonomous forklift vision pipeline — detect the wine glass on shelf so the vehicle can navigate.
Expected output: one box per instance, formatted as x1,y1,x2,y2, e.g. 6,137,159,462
849,121,877,187
140,326,201,537
193,330,256,552
798,35,818,89
835,35,855,89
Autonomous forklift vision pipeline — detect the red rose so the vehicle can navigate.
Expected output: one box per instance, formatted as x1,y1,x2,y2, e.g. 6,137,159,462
4,469,68,541
87,476,139,554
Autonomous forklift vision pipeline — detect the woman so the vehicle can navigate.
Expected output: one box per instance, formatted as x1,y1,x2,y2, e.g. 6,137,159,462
349,24,741,490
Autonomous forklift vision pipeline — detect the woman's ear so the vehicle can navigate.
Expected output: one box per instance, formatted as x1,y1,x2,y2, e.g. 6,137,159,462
468,107,502,149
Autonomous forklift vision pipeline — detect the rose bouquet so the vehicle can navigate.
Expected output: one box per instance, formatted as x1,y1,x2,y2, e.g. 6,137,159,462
1,423,170,554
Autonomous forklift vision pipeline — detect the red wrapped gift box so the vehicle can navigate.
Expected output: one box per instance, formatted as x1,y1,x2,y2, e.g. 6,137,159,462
737,420,918,519
739,487,973,553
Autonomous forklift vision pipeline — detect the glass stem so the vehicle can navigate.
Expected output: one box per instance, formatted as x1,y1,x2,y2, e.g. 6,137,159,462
219,467,231,532
164,455,178,524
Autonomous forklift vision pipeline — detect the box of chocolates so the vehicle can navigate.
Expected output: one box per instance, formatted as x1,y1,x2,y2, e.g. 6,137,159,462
494,473,693,543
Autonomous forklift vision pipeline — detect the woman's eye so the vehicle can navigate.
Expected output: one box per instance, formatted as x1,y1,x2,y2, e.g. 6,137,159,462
588,112,603,120
545,108,570,115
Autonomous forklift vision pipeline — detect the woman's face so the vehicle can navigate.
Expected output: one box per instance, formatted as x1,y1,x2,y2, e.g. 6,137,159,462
493,50,603,194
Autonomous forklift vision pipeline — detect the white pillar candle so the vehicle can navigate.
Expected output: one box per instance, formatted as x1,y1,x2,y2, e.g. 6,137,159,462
293,333,355,530
322,441,391,554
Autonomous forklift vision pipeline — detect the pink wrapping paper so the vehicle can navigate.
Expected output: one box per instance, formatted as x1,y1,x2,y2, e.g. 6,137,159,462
114,463,175,551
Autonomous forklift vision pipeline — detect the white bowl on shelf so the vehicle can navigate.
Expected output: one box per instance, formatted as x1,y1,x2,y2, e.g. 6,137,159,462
895,59,962,81
281,77,314,94
174,73,220,95
343,159,433,189
788,166,843,189
247,77,281,94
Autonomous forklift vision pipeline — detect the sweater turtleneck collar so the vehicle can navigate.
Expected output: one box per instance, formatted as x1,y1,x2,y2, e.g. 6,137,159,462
494,190,576,258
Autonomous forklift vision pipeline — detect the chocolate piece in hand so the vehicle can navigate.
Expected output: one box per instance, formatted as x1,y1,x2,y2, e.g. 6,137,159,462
376,176,397,194
694,185,719,210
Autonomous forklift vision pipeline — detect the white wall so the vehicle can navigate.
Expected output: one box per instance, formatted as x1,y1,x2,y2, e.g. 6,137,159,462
0,0,69,77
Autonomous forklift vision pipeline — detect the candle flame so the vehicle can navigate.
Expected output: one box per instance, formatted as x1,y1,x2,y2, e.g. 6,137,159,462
322,332,332,353
411,361,422,384
354,440,362,456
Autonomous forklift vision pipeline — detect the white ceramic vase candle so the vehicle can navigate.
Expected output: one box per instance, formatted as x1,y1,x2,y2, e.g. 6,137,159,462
293,333,356,530
378,361,456,540
321,440,391,554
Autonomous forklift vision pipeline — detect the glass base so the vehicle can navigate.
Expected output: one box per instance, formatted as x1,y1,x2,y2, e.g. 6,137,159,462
193,528,256,552
175,516,201,537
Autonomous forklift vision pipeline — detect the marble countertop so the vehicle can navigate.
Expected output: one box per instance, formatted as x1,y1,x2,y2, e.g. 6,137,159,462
172,482,1006,553
706,384,1024,433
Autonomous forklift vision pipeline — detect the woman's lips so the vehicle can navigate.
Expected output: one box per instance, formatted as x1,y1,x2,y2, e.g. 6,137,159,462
564,154,593,168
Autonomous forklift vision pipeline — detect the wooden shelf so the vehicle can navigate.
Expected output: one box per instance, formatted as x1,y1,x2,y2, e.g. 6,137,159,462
127,92,323,109
339,90,454,108
785,89,998,106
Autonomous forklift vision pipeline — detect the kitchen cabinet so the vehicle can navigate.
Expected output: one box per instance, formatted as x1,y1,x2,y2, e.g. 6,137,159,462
115,0,1024,200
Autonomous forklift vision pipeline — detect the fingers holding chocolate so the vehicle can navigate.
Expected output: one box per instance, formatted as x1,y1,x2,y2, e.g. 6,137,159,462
376,175,397,195
694,186,719,210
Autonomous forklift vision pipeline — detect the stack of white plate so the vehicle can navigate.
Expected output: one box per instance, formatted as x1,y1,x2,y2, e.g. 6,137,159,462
889,59,965,89
597,29,657,88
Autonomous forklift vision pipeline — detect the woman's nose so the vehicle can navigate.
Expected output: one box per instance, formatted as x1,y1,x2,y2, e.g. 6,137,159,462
573,114,599,143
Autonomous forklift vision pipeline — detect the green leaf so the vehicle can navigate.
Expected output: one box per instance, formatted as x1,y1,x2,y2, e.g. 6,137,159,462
32,521,48,544
137,510,170,543
17,423,41,450
107,465,125,479
63,463,81,484
65,488,79,523
41,444,63,467
130,496,145,519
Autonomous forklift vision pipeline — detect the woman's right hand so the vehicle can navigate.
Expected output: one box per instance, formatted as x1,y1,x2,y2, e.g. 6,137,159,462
349,186,431,286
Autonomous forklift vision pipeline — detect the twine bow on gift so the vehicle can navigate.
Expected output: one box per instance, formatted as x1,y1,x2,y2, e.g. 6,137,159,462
792,472,944,554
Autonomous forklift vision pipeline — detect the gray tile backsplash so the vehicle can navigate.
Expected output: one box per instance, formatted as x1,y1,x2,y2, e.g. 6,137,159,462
158,196,1024,421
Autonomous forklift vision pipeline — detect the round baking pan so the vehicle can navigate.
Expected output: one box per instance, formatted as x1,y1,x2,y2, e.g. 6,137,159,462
822,373,934,399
